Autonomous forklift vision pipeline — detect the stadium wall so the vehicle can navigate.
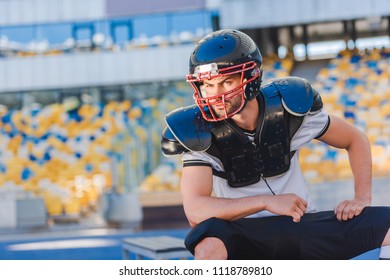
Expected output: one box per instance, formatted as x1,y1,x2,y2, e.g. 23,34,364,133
220,0,390,29
0,0,105,26
2,0,389,28
0,0,207,26
0,45,192,92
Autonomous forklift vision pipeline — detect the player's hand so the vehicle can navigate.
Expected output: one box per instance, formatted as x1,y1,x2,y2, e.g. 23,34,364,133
264,193,307,223
334,198,370,221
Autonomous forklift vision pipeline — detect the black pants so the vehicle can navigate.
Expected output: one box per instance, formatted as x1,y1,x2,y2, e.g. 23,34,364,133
185,206,390,259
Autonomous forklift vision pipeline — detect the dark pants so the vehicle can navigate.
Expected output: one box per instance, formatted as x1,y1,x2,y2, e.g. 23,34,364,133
185,206,390,259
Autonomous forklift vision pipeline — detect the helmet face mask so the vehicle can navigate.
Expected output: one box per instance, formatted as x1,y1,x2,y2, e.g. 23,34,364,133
187,61,261,121
186,29,263,122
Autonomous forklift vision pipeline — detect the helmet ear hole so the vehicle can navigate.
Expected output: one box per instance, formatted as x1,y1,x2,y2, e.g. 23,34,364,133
244,69,262,101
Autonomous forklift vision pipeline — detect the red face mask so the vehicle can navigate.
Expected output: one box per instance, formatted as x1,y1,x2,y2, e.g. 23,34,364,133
186,61,261,121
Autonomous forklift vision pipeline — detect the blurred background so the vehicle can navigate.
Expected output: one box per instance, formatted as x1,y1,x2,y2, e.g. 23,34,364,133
0,0,389,259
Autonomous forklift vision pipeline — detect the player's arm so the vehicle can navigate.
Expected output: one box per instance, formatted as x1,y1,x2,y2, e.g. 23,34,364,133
317,114,372,221
180,165,307,227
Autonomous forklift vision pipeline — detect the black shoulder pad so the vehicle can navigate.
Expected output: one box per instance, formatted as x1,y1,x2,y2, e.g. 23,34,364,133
272,76,314,116
164,104,212,152
161,126,189,156
310,87,323,114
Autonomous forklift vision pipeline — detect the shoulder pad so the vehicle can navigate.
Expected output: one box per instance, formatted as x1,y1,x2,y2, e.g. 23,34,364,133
164,104,211,152
272,77,314,116
310,87,323,114
161,126,188,156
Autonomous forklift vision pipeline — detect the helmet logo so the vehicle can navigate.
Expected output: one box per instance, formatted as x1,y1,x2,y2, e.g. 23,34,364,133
193,63,219,80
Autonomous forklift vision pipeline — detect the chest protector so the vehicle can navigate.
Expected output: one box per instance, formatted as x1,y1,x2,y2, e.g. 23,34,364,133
207,83,303,187
162,77,321,188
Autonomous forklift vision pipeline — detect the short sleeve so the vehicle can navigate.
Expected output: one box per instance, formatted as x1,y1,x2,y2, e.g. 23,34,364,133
182,151,224,171
290,109,330,151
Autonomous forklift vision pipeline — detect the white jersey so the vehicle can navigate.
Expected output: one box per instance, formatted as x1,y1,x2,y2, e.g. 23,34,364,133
182,109,330,218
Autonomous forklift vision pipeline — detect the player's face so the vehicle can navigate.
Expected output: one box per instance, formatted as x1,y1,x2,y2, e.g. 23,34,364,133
199,73,244,118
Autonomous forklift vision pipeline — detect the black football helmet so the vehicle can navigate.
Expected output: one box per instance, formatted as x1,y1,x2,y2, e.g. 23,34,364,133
186,29,263,121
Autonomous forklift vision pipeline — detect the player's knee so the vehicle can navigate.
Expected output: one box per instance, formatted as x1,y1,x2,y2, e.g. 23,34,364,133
382,229,390,246
194,237,228,260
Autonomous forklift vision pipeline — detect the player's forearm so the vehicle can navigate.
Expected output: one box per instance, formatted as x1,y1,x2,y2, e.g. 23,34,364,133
182,195,267,227
347,129,372,203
